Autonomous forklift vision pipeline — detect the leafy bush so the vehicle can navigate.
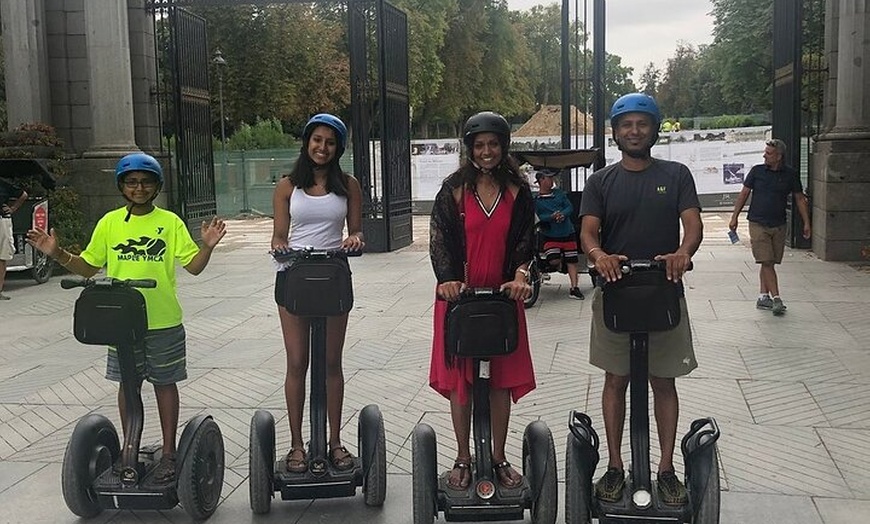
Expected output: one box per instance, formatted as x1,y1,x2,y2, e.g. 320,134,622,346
227,118,294,150
0,122,65,149
49,186,86,254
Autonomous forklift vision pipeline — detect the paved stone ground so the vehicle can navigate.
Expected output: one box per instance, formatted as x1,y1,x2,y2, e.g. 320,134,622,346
1,213,869,523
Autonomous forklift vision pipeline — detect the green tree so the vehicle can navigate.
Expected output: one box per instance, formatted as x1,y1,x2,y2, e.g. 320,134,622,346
657,42,702,118
639,62,660,97
708,0,773,113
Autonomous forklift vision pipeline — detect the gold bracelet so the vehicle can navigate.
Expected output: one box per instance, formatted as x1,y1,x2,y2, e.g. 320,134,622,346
57,250,72,267
587,247,603,258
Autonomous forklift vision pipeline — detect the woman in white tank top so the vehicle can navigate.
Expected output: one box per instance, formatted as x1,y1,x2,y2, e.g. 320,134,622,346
270,114,364,473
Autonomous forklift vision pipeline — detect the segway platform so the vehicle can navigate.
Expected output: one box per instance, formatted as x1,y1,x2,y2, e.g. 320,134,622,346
275,457,363,500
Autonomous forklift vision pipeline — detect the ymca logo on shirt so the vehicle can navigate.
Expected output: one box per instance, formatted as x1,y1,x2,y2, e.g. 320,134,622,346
112,236,167,262
656,185,667,194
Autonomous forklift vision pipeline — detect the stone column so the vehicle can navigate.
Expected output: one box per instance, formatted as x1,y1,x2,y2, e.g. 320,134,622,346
82,0,137,154
1,0,51,128
812,0,870,261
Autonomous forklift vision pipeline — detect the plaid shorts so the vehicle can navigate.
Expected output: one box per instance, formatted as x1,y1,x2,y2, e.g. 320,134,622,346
105,324,187,385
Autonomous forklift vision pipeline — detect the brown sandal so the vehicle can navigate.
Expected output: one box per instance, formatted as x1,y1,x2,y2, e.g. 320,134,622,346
494,460,522,489
447,457,472,490
329,445,355,471
285,447,307,473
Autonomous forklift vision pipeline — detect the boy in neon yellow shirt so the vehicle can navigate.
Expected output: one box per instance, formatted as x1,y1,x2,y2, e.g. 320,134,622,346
27,153,226,484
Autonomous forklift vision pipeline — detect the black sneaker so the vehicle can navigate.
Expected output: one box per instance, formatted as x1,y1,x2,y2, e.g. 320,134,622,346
569,287,585,300
657,470,688,506
594,467,625,502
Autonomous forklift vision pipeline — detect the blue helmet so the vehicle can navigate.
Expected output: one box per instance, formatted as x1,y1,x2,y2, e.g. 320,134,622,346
610,93,661,128
303,113,348,156
115,152,163,184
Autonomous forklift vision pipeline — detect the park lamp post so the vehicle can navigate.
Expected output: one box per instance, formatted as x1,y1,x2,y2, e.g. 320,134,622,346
212,49,228,171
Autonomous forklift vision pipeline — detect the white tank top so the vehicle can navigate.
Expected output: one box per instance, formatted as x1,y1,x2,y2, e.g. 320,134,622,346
288,187,347,250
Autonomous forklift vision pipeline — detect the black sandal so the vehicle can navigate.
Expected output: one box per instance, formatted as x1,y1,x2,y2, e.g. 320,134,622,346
447,457,472,490
285,447,307,473
494,460,522,489
329,445,355,471
151,454,177,485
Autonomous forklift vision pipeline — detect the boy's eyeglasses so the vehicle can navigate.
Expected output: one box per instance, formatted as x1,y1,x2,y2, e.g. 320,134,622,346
123,179,158,188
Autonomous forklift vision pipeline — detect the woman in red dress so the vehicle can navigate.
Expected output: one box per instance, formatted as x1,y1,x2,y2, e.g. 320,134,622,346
429,111,537,490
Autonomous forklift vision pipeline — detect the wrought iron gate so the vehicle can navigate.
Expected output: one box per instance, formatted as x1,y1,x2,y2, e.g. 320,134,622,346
349,0,412,252
147,2,217,230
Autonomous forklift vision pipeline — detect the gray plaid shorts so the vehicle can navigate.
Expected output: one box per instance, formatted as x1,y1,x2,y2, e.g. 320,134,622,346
105,324,187,385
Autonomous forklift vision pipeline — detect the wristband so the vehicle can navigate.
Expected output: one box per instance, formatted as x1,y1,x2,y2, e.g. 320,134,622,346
515,268,530,281
587,247,603,258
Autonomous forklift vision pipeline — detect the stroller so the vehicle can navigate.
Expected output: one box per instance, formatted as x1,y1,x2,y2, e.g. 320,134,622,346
512,149,598,308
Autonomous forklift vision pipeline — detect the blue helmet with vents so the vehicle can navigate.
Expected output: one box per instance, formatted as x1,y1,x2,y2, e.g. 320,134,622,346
115,152,163,184
303,113,348,156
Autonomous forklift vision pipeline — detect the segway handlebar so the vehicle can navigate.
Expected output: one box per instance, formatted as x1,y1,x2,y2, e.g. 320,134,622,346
589,259,693,287
459,287,507,298
270,246,363,263
60,277,158,289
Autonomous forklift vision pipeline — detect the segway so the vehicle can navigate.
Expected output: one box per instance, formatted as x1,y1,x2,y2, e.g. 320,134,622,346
412,288,558,523
249,247,386,514
60,277,224,520
565,260,720,523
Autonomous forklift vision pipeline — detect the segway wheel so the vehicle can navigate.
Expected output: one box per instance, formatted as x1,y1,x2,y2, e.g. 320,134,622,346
61,414,120,518
524,263,542,308
359,404,387,506
692,444,721,524
177,417,225,520
411,423,438,524
31,249,53,284
522,421,557,524
564,434,592,524
249,410,275,514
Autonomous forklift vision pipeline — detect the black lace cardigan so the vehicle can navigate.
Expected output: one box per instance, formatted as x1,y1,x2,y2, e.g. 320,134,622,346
429,171,536,284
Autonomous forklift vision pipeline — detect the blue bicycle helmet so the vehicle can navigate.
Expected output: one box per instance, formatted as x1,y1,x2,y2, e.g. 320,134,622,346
115,152,163,184
610,93,662,128
303,113,348,156
463,111,511,151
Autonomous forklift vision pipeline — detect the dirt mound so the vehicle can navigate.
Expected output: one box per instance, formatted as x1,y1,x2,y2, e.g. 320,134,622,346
514,105,601,137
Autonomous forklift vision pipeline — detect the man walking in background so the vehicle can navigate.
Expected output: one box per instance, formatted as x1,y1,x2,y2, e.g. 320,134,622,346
729,138,811,316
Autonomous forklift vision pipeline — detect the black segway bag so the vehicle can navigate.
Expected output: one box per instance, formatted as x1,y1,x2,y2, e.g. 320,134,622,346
73,285,148,346
445,293,518,358
602,270,681,333
282,257,353,317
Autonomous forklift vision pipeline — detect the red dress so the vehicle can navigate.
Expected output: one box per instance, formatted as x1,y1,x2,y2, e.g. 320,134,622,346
429,188,536,405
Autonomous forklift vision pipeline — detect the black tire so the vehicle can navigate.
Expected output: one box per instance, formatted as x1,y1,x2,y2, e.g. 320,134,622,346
61,414,120,518
565,434,592,524
178,417,225,520
411,424,438,524
249,410,275,514
31,249,53,284
360,404,387,507
692,444,720,524
524,262,542,308
523,422,557,524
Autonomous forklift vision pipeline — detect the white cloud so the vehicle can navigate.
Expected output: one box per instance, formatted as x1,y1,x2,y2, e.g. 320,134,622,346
506,0,715,82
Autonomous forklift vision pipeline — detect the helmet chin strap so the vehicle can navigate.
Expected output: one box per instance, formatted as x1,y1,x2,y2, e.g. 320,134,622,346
121,189,160,222
614,137,654,160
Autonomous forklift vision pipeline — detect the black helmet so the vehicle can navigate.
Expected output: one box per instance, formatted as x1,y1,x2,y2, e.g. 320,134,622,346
462,111,511,151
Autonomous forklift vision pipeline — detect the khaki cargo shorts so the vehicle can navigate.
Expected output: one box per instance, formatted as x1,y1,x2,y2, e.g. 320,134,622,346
749,221,786,264
589,288,697,378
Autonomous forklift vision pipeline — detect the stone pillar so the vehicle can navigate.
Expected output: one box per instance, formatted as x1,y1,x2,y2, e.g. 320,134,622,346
1,0,51,128
812,0,870,261
82,0,137,154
